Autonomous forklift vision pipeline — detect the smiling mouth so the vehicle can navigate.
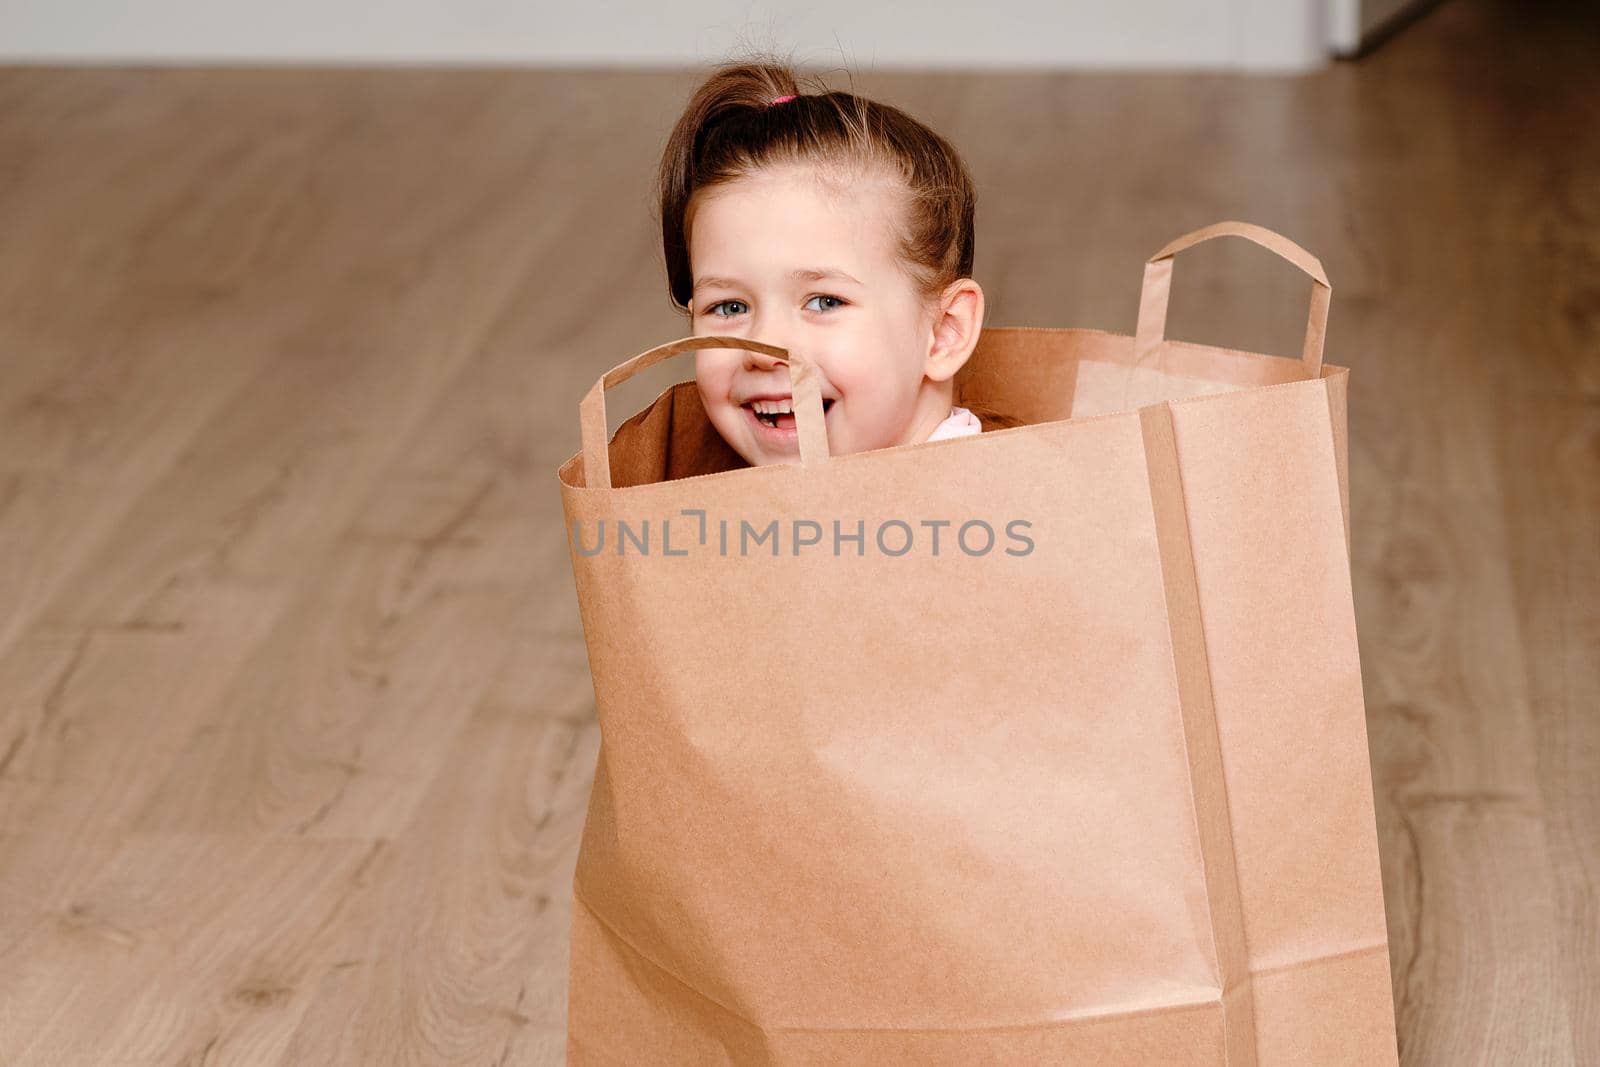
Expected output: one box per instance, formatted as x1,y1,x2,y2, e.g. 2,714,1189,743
746,398,834,429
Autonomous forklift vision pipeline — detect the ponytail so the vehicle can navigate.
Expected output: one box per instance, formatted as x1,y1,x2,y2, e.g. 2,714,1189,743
655,53,976,318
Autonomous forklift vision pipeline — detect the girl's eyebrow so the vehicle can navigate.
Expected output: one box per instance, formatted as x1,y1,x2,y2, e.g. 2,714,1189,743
693,267,863,293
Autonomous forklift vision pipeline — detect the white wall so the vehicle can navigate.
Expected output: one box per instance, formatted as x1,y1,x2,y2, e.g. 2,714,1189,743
1328,0,1435,55
0,0,1335,71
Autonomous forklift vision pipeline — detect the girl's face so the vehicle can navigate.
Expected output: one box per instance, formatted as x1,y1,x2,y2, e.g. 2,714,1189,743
686,163,977,465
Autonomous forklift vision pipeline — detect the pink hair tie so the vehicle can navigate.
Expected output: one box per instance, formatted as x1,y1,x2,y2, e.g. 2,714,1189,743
769,94,798,106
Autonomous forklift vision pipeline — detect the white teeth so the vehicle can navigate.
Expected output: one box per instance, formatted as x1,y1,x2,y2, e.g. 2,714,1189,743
750,398,795,415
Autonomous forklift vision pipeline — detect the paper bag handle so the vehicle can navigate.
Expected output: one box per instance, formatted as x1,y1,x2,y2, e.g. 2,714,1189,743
579,334,830,489
1135,220,1332,377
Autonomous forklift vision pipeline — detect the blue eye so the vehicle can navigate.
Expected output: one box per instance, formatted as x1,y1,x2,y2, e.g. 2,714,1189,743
702,295,847,318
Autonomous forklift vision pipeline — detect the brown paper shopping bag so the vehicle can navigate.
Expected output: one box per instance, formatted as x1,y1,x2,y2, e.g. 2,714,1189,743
556,220,1399,1065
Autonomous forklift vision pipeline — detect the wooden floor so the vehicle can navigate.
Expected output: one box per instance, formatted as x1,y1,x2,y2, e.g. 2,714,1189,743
0,1,1594,1062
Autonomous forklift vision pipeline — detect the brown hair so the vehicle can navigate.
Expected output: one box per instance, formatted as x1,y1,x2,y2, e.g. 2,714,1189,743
654,53,1022,431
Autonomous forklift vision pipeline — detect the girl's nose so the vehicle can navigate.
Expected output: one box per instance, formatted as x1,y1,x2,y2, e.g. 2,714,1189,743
742,338,797,375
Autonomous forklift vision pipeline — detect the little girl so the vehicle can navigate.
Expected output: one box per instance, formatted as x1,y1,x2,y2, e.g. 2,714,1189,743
653,59,1012,467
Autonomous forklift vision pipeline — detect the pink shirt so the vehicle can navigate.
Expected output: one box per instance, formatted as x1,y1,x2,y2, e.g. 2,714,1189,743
925,405,982,442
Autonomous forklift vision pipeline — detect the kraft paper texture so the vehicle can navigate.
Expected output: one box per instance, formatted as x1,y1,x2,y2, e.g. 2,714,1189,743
555,221,1399,1065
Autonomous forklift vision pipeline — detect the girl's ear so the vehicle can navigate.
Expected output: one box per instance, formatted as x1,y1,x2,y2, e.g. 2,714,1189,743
923,278,985,383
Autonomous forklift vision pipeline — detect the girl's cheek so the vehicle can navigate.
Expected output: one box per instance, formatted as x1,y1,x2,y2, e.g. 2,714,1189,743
694,354,737,393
